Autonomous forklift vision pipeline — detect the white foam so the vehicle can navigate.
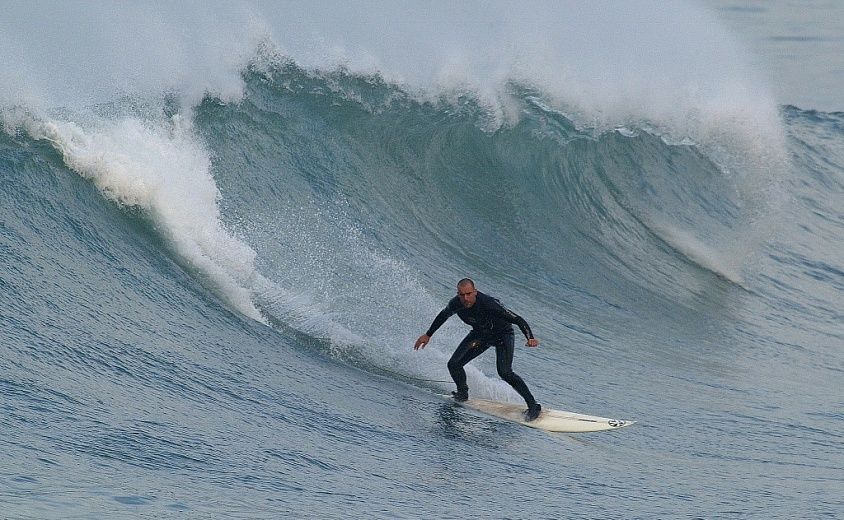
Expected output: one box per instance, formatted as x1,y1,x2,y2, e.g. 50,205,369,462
246,2,785,153
26,115,266,323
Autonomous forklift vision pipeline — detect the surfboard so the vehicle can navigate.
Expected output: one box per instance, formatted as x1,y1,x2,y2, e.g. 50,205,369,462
445,396,635,433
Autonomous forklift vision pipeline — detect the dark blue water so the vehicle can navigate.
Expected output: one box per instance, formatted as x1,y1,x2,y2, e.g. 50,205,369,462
1,2,842,519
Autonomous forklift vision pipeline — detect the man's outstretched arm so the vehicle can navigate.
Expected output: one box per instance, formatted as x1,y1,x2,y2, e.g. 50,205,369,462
414,305,455,350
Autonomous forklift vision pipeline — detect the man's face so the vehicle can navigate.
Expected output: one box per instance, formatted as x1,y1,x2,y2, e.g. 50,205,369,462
457,284,477,308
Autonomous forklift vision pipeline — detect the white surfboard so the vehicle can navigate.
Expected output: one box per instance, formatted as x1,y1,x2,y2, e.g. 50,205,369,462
447,397,635,433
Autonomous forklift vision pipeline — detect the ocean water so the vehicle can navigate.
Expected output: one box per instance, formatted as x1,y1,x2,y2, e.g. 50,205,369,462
1,2,842,518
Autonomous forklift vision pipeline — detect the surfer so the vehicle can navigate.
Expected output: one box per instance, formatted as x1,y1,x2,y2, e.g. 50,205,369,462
414,278,542,421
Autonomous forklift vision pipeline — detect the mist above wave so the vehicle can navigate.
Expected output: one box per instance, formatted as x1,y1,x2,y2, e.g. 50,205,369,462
1,1,784,150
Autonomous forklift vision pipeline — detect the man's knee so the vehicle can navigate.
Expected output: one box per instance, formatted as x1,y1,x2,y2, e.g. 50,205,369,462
497,367,516,381
447,358,462,373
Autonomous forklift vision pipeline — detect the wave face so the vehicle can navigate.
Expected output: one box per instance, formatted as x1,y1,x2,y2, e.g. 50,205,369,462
195,64,775,331
2,3,843,519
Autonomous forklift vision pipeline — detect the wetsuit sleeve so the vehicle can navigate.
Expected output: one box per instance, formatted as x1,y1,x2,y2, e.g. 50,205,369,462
491,300,534,340
425,298,459,337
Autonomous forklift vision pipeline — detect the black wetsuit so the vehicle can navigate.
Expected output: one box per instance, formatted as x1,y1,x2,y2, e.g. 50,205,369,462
426,291,537,407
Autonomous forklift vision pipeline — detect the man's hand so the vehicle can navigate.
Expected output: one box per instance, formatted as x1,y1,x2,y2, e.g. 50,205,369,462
526,338,539,348
414,334,431,350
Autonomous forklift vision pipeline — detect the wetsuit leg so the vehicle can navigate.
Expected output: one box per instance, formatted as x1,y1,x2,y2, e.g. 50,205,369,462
447,331,491,395
495,332,537,407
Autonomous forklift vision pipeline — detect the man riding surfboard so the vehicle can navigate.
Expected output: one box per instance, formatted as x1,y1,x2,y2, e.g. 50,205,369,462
414,278,542,421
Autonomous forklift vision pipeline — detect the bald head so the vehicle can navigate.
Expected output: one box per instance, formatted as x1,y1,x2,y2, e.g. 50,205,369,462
456,278,477,307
